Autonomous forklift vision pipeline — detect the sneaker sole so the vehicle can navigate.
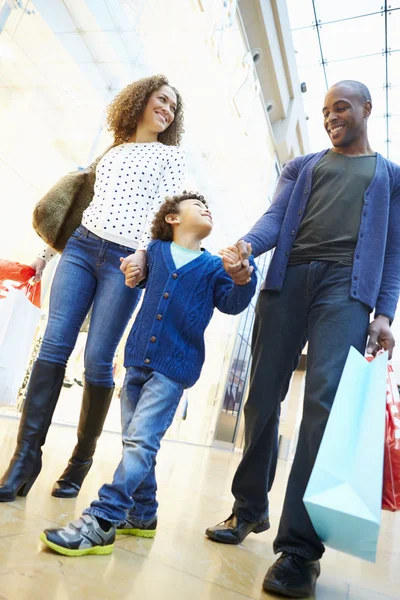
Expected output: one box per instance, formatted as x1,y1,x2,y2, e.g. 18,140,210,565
39,532,114,556
115,528,156,538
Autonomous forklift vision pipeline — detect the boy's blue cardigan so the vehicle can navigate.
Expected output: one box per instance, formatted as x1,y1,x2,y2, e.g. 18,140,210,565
124,240,257,388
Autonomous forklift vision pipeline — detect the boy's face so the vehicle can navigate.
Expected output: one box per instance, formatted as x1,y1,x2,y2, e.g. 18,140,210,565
175,198,213,238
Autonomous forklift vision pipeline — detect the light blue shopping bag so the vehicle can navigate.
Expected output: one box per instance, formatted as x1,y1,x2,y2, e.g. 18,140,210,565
303,347,387,562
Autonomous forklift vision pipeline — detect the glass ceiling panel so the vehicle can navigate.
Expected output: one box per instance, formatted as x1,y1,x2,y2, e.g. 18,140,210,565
291,26,321,67
388,51,400,86
315,0,382,23
287,2,396,159
324,54,386,93
301,95,331,149
366,115,387,153
319,13,385,62
285,0,316,29
389,85,400,117
388,116,400,159
298,64,327,98
388,9,400,52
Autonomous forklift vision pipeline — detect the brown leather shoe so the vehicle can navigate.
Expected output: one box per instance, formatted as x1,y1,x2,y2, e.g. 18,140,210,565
263,553,321,598
205,513,270,544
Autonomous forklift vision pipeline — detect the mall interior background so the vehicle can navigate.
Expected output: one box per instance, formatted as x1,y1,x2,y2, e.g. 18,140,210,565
1,0,398,457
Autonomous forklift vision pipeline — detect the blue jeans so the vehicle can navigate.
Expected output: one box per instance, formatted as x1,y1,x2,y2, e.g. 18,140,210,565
38,226,141,386
231,262,370,560
85,366,183,524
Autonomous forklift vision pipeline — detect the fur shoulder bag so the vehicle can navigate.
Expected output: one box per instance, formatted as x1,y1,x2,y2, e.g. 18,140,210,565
32,147,112,252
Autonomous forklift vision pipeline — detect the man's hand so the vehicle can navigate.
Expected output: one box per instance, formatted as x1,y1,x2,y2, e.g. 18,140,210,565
367,315,395,359
30,257,46,282
120,250,147,288
219,242,253,285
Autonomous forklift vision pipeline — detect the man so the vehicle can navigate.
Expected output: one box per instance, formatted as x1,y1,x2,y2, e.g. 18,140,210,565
206,81,400,598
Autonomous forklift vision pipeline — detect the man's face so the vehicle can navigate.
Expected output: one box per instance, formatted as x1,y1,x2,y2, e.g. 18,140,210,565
322,84,371,148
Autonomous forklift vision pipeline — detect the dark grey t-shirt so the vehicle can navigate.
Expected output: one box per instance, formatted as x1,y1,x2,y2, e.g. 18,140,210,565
289,150,377,266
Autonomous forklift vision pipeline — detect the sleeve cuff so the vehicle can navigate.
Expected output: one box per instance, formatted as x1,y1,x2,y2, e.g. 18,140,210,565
38,245,57,263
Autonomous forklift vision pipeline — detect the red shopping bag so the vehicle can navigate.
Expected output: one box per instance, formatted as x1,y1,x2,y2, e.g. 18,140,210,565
0,259,40,308
382,364,400,511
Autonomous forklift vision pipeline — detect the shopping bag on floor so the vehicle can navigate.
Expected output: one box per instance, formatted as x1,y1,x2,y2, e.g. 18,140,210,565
382,364,400,511
303,347,387,562
0,261,41,407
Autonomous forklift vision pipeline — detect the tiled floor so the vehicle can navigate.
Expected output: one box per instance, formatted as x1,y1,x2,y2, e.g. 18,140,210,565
0,417,399,600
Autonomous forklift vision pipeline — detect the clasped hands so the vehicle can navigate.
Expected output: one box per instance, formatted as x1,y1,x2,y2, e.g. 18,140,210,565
120,249,147,288
219,240,254,286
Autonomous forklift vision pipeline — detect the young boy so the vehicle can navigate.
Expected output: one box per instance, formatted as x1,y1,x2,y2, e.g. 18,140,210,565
40,191,256,556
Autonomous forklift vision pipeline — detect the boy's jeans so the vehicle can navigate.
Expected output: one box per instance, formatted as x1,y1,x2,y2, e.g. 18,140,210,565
85,366,183,524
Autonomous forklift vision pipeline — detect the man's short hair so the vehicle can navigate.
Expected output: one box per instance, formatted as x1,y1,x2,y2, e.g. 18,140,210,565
332,80,372,104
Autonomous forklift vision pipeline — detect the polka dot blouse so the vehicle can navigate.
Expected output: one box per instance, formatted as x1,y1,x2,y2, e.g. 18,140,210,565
38,142,186,262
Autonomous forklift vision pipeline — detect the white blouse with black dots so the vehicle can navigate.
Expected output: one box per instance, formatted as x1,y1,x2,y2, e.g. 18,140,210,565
38,141,186,262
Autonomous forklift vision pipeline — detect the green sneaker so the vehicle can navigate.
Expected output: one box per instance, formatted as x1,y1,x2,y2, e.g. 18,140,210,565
116,514,157,538
40,514,115,557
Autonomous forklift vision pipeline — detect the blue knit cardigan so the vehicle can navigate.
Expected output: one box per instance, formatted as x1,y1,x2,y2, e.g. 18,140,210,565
124,240,257,388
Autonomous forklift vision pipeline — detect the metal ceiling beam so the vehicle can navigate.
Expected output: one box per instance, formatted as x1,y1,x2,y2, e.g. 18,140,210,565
311,0,328,91
384,0,390,159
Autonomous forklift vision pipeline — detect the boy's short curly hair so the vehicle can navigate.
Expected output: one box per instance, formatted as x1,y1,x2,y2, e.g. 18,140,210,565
106,74,184,146
151,191,207,241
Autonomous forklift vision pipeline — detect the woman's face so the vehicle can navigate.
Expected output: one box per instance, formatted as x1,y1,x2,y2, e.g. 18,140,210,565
140,85,177,134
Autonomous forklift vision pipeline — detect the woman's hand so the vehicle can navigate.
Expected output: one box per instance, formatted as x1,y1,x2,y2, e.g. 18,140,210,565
30,257,46,282
120,250,147,288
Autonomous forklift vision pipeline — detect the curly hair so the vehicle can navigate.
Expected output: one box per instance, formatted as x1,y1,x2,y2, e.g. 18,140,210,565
106,74,184,146
151,191,207,241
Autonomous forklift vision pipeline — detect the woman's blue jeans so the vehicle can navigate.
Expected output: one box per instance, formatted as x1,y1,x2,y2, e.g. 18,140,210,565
38,226,141,386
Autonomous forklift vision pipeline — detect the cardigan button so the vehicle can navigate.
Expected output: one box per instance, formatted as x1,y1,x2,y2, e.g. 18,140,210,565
275,285,281,291
156,314,163,320
144,358,151,365
298,210,303,215
280,271,284,276
291,230,296,236
285,252,289,256
304,189,309,195
163,292,170,299
172,273,178,279
150,336,156,343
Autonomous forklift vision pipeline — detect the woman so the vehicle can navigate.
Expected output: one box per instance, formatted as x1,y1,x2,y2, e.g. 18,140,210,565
0,74,185,502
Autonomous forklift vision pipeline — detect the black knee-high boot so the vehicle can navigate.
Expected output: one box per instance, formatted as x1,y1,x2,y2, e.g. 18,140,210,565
51,381,114,498
0,360,65,502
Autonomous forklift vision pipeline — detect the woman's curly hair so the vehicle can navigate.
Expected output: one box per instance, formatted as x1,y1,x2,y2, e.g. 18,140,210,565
151,191,207,241
106,74,184,146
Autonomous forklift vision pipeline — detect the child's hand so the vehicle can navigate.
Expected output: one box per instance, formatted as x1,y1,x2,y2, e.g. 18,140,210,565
219,243,253,285
120,250,147,288
124,263,142,288
219,245,240,265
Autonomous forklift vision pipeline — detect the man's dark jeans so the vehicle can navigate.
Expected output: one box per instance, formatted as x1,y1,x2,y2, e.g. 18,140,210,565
232,261,370,560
